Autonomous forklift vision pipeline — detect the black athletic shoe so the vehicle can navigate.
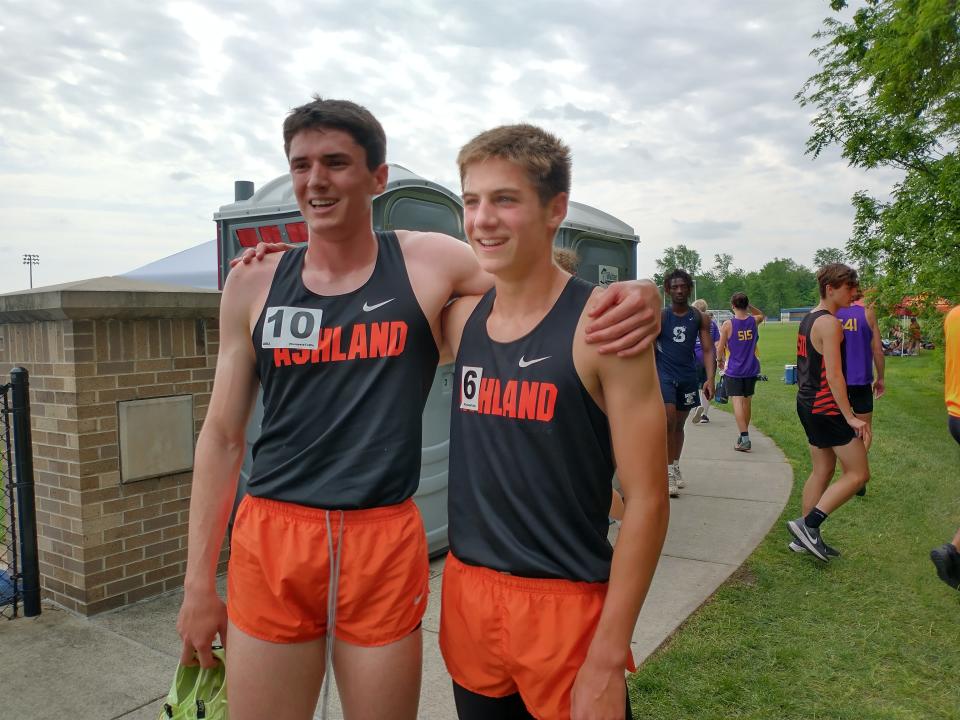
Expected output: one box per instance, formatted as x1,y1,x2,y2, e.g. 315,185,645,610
787,518,830,562
856,485,867,497
789,540,840,558
930,544,960,590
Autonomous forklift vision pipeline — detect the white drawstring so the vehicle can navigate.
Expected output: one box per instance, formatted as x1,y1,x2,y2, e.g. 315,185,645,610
319,509,345,720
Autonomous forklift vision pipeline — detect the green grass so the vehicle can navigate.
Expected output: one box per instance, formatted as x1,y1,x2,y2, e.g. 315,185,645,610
629,322,960,720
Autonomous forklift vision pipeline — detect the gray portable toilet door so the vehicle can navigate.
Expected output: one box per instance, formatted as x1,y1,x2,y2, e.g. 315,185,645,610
379,190,465,240
572,233,635,286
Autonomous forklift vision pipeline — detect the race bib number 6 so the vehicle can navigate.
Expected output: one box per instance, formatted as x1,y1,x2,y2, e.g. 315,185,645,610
460,366,484,411
262,306,324,349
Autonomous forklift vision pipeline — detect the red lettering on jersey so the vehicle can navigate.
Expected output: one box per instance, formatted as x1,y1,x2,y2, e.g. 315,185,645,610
388,321,407,356
369,322,389,357
478,378,495,414
292,348,310,365
273,348,292,367
501,380,518,418
518,381,539,420
329,327,346,361
536,383,558,421
490,379,503,416
348,324,368,360
797,334,807,358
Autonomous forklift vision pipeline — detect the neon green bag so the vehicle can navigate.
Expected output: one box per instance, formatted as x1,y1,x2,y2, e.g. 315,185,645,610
158,648,227,720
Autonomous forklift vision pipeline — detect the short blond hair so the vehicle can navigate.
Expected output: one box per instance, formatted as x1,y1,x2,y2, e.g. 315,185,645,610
457,124,571,206
692,299,708,312
553,247,580,274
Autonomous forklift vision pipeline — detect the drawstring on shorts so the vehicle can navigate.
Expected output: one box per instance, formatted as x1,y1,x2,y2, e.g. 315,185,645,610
319,509,345,720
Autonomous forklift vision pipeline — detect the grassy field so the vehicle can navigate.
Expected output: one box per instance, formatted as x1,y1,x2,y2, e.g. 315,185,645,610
629,322,960,720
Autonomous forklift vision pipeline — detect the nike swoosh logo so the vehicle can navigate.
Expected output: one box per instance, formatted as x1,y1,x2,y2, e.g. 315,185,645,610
519,355,551,368
362,298,395,312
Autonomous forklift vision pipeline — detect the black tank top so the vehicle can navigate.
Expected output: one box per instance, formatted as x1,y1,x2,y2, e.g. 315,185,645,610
248,232,438,509
448,277,615,583
797,309,845,415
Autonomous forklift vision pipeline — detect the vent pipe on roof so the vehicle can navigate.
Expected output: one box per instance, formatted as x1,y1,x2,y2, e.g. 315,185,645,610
234,180,255,202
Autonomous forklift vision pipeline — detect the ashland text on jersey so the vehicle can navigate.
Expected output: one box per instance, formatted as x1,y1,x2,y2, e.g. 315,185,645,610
248,234,439,509
448,277,616,583
796,309,846,416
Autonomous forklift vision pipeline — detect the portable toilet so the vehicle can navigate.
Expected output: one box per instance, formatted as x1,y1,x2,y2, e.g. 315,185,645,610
214,164,463,555
555,201,639,285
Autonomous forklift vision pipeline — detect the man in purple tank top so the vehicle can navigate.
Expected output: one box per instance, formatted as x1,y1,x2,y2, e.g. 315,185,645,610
835,294,884,497
715,293,764,452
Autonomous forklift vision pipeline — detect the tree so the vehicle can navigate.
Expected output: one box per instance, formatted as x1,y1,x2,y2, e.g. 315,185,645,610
655,245,702,286
813,247,847,268
798,0,960,316
713,253,734,281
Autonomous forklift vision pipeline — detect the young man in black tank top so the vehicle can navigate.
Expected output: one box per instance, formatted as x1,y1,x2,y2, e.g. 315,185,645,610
440,125,668,720
178,98,663,720
787,264,870,562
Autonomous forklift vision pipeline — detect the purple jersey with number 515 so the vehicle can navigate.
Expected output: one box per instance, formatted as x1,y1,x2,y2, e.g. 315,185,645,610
725,316,760,378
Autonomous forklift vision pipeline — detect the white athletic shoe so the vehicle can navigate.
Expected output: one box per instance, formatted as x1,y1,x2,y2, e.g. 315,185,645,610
691,406,704,424
668,466,679,497
673,461,686,488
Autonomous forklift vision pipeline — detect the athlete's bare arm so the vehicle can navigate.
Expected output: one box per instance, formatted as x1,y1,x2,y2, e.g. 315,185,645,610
236,236,663,357
866,306,885,397
177,259,275,668
699,311,716,399
749,304,765,325
570,292,669,720
813,315,869,440
439,295,483,365
716,319,732,371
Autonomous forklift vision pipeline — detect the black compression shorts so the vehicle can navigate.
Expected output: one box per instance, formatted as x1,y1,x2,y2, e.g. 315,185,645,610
847,384,874,414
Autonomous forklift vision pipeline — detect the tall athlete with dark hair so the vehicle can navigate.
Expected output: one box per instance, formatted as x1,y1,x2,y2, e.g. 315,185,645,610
787,263,870,562
177,98,661,720
656,270,715,496
715,292,764,452
440,125,668,720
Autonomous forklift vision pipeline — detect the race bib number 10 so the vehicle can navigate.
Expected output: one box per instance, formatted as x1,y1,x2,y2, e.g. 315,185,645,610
460,366,484,411
262,306,324,349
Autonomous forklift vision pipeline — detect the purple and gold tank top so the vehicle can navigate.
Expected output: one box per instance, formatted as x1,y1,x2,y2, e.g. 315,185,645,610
835,304,872,385
725,316,760,378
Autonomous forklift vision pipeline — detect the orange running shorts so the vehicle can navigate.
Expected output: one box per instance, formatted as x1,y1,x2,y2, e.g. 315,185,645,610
439,552,635,720
227,495,429,645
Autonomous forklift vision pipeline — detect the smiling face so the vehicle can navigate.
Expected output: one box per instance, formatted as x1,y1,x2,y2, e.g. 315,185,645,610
288,127,387,239
461,157,567,279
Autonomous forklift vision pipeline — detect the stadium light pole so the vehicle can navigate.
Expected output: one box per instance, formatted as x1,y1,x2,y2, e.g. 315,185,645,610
23,254,39,289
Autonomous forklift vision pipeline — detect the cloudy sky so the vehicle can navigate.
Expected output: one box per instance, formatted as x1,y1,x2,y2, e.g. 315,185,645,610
0,0,900,294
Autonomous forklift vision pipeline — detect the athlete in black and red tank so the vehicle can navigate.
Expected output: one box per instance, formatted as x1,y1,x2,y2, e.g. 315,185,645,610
787,264,870,564
449,277,614,582
250,233,437,509
439,125,667,720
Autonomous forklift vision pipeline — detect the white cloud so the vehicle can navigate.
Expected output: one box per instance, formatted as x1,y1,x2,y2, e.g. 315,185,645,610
0,0,896,293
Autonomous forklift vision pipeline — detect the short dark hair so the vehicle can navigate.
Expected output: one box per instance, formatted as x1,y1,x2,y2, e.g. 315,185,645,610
283,96,386,170
817,263,858,298
664,268,693,288
731,292,749,310
457,124,571,206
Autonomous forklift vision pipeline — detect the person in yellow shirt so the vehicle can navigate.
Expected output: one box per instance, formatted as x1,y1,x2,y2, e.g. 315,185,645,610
930,304,960,590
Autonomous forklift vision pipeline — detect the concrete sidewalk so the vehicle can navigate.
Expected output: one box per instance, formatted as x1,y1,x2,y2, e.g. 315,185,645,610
2,410,791,719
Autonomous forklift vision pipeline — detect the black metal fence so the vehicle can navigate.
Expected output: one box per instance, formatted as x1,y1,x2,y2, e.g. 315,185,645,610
1,368,40,619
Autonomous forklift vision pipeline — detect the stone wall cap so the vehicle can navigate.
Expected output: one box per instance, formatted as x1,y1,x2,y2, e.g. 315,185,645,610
0,276,221,322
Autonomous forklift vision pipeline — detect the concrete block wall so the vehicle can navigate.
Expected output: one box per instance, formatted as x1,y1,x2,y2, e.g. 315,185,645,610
0,280,226,614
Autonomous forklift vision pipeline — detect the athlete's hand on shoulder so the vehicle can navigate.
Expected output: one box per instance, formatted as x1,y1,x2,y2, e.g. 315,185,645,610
585,279,661,357
873,378,885,398
229,242,294,268
177,588,228,668
570,659,626,720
